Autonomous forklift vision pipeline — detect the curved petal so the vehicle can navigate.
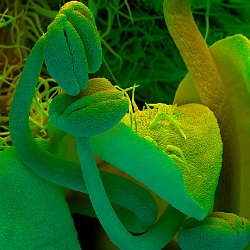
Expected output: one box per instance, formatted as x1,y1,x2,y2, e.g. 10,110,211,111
91,103,223,220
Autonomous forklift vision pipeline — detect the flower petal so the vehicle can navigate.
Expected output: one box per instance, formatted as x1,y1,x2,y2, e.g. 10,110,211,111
91,103,223,220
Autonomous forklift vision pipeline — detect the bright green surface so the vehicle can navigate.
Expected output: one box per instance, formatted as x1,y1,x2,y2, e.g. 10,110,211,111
0,146,81,249
91,103,223,220
1,0,250,249
174,34,250,220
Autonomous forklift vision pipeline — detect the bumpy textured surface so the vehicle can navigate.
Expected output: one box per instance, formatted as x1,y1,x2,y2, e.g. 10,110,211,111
59,1,102,73
44,14,89,96
44,1,102,96
0,147,81,249
91,103,223,220
174,34,250,220
178,212,250,250
163,0,225,111
49,78,130,137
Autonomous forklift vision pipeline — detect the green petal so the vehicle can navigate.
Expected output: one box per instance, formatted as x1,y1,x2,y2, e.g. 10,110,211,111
178,212,250,250
174,34,250,219
0,147,80,249
91,103,223,220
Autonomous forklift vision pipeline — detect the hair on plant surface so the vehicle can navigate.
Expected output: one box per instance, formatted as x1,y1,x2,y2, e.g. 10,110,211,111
0,0,59,150
2,0,250,149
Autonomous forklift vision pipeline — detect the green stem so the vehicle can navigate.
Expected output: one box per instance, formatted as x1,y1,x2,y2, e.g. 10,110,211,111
77,136,186,250
163,0,226,116
9,37,158,231
9,36,84,191
163,0,240,214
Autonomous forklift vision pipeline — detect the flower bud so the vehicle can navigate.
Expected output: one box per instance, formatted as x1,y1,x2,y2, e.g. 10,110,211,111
178,212,250,250
44,14,88,96
44,2,102,96
49,78,129,137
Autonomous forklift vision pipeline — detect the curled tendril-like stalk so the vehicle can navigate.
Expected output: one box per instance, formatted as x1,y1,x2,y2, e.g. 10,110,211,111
0,9,15,28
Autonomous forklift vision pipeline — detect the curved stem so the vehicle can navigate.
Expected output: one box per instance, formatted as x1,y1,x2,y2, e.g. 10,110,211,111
9,36,84,191
9,35,159,233
77,136,186,250
163,0,240,214
163,0,226,116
